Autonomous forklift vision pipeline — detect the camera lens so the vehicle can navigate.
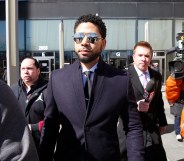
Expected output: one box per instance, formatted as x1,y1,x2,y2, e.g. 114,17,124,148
174,61,183,72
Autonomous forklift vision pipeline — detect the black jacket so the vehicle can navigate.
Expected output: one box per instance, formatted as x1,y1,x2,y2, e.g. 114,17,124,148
11,76,47,153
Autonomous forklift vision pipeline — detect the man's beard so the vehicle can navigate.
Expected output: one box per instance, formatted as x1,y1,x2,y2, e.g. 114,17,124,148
77,52,100,64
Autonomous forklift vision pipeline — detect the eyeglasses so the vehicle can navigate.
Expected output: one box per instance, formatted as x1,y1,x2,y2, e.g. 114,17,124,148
73,32,103,44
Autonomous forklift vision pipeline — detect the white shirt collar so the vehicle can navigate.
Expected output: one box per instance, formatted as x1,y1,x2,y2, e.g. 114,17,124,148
82,63,98,73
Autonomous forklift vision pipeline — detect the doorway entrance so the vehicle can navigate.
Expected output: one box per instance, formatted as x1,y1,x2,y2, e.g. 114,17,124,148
109,58,127,69
152,56,165,84
32,51,55,80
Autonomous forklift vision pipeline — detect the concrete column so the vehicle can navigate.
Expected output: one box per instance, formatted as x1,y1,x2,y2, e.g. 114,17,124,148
144,21,149,42
6,0,19,86
59,20,64,68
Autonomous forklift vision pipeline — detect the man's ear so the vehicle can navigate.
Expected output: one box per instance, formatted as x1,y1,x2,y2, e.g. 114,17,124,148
37,68,41,75
102,39,106,50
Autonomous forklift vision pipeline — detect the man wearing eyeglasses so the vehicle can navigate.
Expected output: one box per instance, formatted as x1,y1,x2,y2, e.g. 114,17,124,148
40,14,145,161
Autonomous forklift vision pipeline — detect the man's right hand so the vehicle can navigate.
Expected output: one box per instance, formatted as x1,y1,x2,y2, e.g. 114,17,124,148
137,99,149,112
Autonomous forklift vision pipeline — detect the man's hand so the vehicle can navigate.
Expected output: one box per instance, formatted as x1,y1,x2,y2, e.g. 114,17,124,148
137,99,149,112
159,126,166,135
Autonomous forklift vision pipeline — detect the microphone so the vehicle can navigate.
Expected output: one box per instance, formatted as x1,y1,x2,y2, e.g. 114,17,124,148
143,79,155,102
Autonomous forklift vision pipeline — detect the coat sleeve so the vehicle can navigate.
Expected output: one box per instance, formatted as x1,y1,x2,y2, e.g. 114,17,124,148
153,73,167,127
39,73,60,161
166,76,183,103
122,78,145,161
0,81,39,161
155,90,168,127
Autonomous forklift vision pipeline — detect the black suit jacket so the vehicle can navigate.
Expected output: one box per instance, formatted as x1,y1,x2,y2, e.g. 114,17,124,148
128,65,168,161
118,65,168,161
128,65,167,131
40,59,145,161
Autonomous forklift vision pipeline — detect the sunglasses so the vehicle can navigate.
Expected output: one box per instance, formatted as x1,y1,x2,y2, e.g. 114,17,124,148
73,32,103,44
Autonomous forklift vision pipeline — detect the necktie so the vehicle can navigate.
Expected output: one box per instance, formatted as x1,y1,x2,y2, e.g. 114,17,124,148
142,72,148,89
84,71,92,104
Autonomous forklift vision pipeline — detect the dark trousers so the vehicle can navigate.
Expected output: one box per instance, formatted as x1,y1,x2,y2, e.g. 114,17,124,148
174,115,181,135
118,121,167,161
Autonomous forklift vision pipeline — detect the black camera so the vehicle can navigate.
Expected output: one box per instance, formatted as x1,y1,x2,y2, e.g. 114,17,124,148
167,32,184,79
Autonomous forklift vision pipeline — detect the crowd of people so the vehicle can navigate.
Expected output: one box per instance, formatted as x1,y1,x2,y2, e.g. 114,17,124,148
2,13,182,161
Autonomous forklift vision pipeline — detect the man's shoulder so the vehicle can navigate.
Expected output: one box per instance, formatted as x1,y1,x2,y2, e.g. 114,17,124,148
103,62,128,74
127,64,137,78
10,82,19,90
149,67,162,79
127,64,134,71
52,64,74,75
106,66,129,79
38,77,48,86
0,79,6,86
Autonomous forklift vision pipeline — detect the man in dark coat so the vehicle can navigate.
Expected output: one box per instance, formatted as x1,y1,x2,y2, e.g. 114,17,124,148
11,57,47,156
118,41,168,161
39,14,145,161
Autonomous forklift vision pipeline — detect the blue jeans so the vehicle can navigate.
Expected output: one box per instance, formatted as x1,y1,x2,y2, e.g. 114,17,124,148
174,115,181,135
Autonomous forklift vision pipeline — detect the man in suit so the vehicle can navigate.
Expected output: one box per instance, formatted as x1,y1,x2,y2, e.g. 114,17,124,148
40,14,145,161
118,41,168,161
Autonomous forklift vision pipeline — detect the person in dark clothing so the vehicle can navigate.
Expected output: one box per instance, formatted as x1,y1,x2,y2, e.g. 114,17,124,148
118,41,168,161
11,57,47,156
0,79,39,161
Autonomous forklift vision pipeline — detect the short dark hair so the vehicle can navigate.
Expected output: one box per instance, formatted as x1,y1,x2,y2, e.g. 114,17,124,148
21,57,40,69
74,14,107,39
133,41,153,55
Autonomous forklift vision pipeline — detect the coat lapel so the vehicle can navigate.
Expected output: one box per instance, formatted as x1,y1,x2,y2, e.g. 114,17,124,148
84,59,106,120
128,65,144,94
70,59,106,120
71,61,87,114
147,67,157,103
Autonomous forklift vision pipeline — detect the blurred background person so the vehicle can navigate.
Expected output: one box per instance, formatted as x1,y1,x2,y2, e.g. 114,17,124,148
0,79,39,161
11,57,48,156
152,62,160,73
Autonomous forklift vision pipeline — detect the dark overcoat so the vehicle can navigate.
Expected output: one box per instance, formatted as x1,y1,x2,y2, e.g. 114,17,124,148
40,59,145,161
11,77,47,153
127,65,168,161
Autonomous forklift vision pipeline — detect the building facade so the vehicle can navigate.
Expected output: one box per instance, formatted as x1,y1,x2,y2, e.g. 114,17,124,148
1,0,184,82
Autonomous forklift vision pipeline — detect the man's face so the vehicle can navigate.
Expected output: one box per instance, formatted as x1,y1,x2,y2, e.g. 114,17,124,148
20,58,40,85
74,22,106,67
133,46,152,72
